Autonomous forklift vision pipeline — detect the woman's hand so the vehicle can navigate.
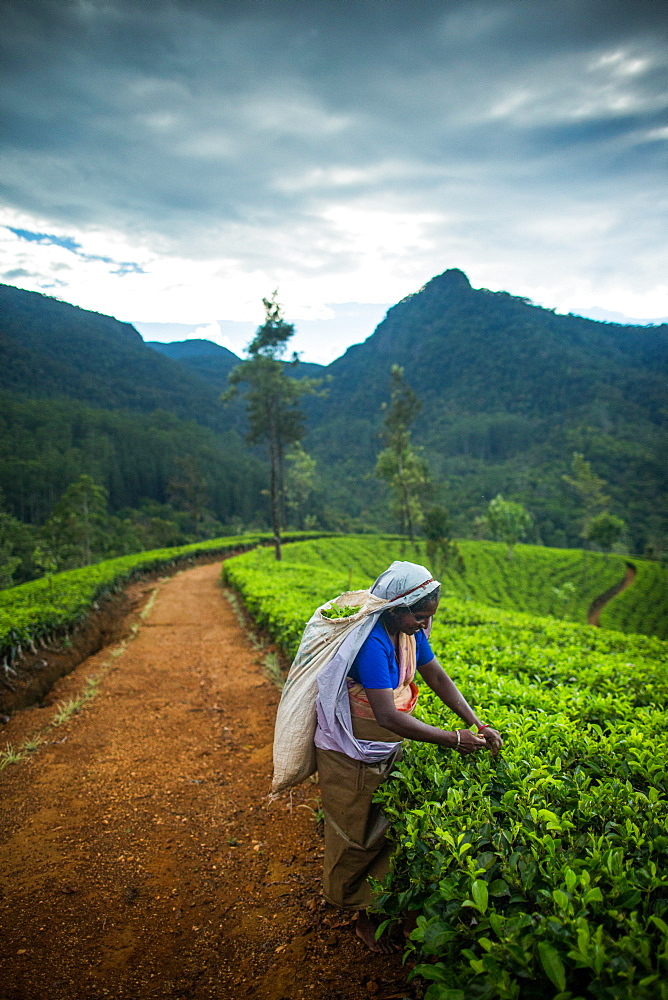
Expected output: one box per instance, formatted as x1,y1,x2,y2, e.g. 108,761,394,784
479,727,503,756
450,728,487,756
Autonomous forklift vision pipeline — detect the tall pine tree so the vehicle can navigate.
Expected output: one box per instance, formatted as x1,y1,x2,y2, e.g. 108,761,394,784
225,293,318,559
375,365,431,541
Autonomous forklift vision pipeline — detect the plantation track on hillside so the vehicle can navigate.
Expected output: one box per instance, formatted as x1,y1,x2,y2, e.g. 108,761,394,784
0,563,412,1000
587,562,637,627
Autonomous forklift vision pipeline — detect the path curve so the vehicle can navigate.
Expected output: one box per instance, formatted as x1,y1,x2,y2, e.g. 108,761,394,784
0,562,408,1000
587,561,637,627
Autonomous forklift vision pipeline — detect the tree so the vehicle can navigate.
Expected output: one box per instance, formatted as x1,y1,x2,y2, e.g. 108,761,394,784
285,443,317,530
563,452,610,538
0,513,24,589
0,490,35,588
167,455,210,536
584,512,626,555
375,365,431,541
487,494,533,558
224,292,318,560
40,474,108,568
423,506,464,576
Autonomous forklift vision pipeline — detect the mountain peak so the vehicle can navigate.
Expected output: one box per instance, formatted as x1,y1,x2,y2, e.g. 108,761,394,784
428,268,471,291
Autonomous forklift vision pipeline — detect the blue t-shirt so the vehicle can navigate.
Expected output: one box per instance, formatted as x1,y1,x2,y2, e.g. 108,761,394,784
348,619,435,689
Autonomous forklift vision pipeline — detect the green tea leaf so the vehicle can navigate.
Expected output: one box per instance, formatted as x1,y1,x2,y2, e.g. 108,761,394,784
488,879,510,897
471,880,488,913
321,603,361,619
538,942,566,992
424,988,465,1000
552,889,570,911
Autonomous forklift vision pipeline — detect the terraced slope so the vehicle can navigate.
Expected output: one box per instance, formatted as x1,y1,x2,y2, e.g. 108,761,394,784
223,536,668,1000
223,535,664,640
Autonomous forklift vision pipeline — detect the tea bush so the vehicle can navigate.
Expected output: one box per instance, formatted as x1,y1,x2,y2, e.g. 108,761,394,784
377,605,667,1000
0,531,319,665
223,535,664,639
599,559,668,639
223,537,668,999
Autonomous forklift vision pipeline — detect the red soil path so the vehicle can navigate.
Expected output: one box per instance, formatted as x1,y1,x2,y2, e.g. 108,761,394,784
587,561,637,626
0,563,413,1000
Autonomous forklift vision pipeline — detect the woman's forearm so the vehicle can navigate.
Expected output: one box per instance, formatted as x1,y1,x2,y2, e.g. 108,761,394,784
369,707,457,747
420,662,483,728
363,686,488,755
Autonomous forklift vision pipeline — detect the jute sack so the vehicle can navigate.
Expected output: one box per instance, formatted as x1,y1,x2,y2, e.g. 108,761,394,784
271,589,386,795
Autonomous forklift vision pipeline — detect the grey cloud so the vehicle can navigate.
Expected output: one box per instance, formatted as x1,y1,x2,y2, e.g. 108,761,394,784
1,0,666,293
3,268,33,280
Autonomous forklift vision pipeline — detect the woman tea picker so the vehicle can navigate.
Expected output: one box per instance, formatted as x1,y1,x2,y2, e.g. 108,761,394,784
271,560,503,953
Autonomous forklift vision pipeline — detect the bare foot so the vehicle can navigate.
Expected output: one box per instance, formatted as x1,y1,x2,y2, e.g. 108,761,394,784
354,910,401,954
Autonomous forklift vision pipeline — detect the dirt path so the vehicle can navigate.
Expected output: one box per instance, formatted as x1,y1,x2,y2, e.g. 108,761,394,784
587,561,637,626
0,563,410,1000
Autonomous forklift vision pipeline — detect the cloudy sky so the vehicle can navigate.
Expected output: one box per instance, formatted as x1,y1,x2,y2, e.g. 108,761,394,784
1,0,666,363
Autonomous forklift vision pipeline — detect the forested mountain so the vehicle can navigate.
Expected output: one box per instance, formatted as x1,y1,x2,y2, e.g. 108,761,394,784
148,339,241,393
0,284,228,428
0,285,266,540
301,270,668,548
149,337,325,390
1,272,666,557
159,270,667,550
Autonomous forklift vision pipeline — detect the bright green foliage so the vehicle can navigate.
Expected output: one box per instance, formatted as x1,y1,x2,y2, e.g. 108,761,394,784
375,365,430,541
449,543,625,626
321,604,362,619
600,559,668,638
222,536,666,641
486,494,534,558
222,535,668,999
585,512,626,554
374,607,668,1000
0,532,317,664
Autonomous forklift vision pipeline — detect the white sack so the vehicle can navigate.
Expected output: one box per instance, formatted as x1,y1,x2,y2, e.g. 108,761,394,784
271,589,385,794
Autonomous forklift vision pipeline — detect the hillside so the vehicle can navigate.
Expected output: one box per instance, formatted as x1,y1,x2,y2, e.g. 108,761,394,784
1,273,666,552
0,286,267,531
150,270,667,548
148,339,241,393
302,270,668,548
0,284,226,428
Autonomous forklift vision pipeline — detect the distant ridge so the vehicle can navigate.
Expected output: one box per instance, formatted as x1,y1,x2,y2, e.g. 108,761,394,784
301,268,667,549
0,283,226,428
1,272,666,549
150,337,326,388
148,338,239,361
148,338,241,393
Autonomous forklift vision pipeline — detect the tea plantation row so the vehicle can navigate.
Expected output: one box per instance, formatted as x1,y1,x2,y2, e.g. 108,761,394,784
223,537,668,1000
2,533,663,671
598,559,668,638
223,535,667,643
0,531,321,666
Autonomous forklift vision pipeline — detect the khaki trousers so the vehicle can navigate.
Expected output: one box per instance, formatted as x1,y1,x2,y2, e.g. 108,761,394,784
316,717,403,911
